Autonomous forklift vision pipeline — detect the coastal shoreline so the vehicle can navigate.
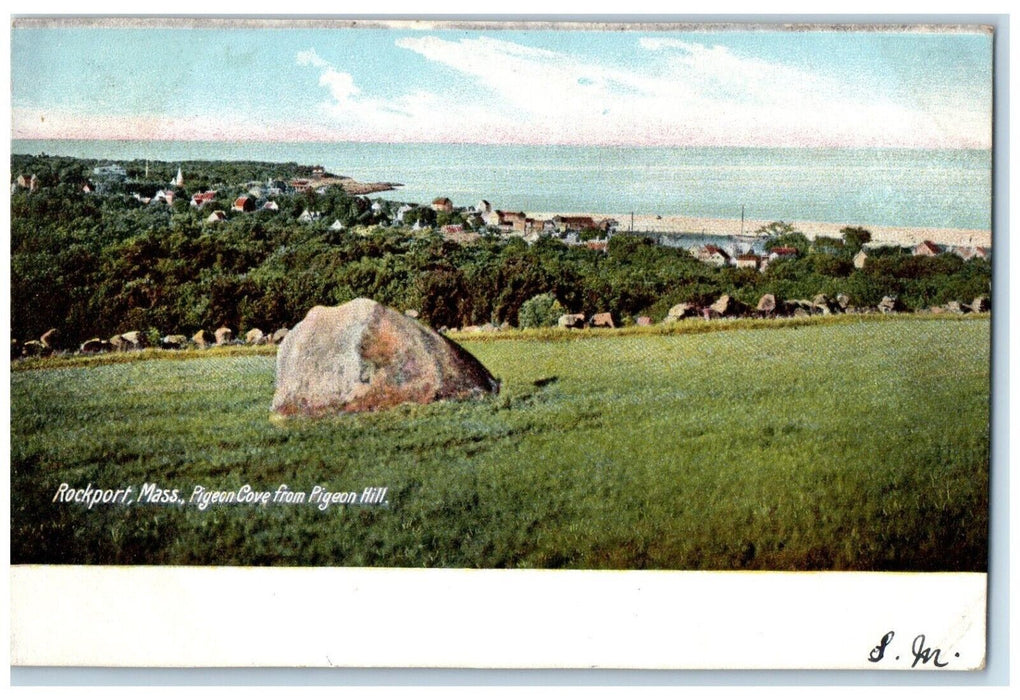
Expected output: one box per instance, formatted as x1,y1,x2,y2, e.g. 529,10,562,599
528,212,992,249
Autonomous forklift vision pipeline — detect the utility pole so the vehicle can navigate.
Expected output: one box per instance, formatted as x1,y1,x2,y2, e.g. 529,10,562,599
741,204,745,237
630,211,634,233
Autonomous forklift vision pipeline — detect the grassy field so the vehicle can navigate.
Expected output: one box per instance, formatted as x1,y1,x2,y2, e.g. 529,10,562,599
11,316,989,570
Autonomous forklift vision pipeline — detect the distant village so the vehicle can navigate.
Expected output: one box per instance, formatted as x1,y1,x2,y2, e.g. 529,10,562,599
15,162,619,247
12,162,992,271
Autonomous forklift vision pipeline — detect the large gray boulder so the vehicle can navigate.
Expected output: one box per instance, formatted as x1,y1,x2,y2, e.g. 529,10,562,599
271,299,500,416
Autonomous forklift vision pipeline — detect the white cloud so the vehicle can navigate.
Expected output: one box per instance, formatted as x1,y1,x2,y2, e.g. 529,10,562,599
386,36,987,147
296,48,328,69
391,35,985,147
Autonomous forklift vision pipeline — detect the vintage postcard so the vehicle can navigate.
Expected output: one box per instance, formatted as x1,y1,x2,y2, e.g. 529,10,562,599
8,18,994,670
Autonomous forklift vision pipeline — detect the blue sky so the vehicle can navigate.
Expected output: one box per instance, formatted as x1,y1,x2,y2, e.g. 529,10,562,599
11,23,993,148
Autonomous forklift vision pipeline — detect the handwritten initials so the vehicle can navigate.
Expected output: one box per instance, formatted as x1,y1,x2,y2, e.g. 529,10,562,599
868,631,895,662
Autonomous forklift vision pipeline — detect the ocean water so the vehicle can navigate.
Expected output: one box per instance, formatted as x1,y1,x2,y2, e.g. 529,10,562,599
11,140,991,230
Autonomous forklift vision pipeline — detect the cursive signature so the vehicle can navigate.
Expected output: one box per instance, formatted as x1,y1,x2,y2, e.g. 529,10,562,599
867,630,960,668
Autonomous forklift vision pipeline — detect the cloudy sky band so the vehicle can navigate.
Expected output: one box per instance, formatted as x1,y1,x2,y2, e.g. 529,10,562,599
11,25,993,148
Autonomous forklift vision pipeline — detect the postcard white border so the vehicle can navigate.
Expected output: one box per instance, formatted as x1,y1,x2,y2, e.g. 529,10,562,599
10,566,986,669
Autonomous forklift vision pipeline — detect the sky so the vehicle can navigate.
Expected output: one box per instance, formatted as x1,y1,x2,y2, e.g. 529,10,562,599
10,22,993,149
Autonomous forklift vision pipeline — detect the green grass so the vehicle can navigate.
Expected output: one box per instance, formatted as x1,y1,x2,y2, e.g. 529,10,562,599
10,317,989,570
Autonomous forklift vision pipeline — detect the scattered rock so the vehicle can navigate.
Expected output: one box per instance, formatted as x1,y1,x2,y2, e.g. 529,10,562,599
756,294,777,315
40,328,60,349
970,296,990,313
636,316,653,326
161,334,189,349
945,300,965,314
665,303,697,322
708,295,748,318
877,296,900,314
271,298,499,416
80,338,110,354
245,328,266,345
836,293,850,310
812,294,837,315
557,313,586,329
404,309,420,319
192,330,215,348
214,327,234,345
22,340,47,357
271,328,289,344
119,331,145,349
589,312,615,328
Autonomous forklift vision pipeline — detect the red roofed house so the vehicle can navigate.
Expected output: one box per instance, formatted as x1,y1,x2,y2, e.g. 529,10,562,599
191,191,217,208
913,240,942,257
768,246,799,260
232,196,256,213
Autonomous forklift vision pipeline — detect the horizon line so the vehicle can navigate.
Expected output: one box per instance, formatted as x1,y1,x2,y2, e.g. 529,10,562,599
10,137,993,152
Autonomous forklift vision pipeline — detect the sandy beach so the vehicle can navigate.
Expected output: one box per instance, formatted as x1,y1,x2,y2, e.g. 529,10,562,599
529,212,992,249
